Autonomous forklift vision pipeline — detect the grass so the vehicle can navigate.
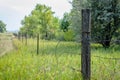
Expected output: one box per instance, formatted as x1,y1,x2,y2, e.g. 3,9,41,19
0,33,13,56
0,39,120,80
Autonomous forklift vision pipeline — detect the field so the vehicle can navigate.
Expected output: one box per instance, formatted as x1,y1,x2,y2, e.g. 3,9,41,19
0,38,120,80
0,33,13,57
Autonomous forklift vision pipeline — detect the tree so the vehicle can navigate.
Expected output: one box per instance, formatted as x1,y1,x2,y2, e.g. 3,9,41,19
50,17,60,39
70,0,90,42
21,15,38,37
70,0,81,42
0,20,6,33
20,4,60,40
91,0,120,48
31,4,57,39
60,12,70,32
71,0,120,48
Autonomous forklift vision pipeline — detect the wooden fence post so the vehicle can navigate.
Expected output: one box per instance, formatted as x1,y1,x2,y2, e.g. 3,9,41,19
81,9,91,80
22,33,23,43
18,32,20,40
25,33,27,46
37,33,39,55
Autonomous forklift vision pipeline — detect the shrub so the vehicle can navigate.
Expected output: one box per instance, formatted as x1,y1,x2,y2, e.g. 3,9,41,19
64,30,74,41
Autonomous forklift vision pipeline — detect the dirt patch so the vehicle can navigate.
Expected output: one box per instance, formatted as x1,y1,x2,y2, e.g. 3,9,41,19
0,33,14,57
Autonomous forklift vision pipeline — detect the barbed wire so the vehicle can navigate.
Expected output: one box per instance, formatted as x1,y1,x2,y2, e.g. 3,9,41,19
53,41,120,61
78,39,120,43
92,55,120,60
78,53,120,60
19,36,120,61
17,37,120,79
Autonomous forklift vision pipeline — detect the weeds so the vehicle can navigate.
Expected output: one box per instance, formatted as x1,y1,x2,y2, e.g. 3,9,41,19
0,39,120,80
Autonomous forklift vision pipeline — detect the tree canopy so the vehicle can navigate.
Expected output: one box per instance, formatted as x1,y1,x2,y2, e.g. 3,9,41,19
70,0,81,42
20,4,60,39
19,0,120,48
91,0,120,48
0,20,6,33
60,12,70,32
71,0,120,48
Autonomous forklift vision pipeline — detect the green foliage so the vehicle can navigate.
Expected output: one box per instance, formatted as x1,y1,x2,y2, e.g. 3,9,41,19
71,0,120,47
64,30,74,41
55,30,64,41
0,20,6,33
70,0,91,42
55,29,74,41
0,39,120,79
20,4,60,40
70,0,83,42
60,12,70,32
91,0,120,48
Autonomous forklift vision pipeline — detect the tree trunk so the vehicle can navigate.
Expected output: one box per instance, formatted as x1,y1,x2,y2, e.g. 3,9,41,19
45,31,48,39
102,38,111,48
101,0,118,48
101,23,112,48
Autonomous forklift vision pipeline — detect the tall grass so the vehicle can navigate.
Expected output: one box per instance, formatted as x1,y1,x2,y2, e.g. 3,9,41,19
0,39,120,80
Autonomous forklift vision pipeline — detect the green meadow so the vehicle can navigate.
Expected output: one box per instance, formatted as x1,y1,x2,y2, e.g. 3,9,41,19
0,39,120,80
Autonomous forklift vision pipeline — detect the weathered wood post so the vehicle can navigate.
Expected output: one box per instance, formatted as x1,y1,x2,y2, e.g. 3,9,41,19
25,33,27,46
18,32,20,40
37,33,39,55
22,33,24,43
81,9,91,80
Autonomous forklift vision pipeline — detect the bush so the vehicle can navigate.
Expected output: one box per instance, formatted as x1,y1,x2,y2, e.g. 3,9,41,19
64,30,74,41
55,30,64,41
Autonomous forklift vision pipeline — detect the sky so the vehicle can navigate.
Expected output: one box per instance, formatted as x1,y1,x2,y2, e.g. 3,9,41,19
0,0,72,31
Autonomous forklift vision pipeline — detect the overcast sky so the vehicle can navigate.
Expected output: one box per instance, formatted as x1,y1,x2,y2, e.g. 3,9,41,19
0,0,72,31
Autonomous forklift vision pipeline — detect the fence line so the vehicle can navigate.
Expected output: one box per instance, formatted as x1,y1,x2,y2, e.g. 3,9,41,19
17,36,120,79
93,55,120,60
77,53,120,60
53,41,120,61
19,36,120,61
12,7,120,79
